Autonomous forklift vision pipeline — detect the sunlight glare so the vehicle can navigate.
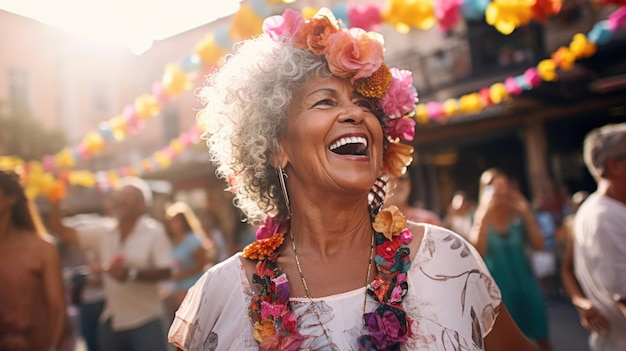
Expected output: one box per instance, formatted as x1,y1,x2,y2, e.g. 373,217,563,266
0,0,242,55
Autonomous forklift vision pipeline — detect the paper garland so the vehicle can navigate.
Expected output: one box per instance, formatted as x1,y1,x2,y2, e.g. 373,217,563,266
3,1,625,200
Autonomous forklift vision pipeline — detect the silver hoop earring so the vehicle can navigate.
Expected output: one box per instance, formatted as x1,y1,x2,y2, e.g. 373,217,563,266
278,166,292,216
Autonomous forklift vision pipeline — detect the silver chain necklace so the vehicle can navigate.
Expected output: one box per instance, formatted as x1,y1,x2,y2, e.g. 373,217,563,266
290,229,375,350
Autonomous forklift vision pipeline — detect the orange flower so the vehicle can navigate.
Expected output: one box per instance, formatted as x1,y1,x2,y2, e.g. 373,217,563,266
253,319,276,342
294,16,338,55
355,63,392,98
532,0,562,23
242,233,285,260
383,143,414,177
551,47,575,71
373,205,407,240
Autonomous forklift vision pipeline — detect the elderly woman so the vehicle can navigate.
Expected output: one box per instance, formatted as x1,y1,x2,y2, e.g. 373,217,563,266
169,8,537,351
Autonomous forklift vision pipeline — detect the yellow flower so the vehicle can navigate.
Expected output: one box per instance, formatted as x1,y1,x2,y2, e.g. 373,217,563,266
373,205,407,240
489,83,509,104
383,0,436,33
253,320,276,342
569,33,596,60
537,59,557,81
355,63,392,98
485,0,534,35
383,142,414,177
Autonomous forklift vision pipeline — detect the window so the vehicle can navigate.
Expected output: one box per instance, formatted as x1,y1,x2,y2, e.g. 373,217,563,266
6,68,31,114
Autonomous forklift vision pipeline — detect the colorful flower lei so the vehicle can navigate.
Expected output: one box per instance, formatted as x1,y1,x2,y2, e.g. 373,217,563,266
262,7,417,177
242,205,413,351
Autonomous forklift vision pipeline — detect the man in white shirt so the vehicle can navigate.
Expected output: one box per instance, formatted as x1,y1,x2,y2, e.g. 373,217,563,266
572,123,626,351
50,177,173,351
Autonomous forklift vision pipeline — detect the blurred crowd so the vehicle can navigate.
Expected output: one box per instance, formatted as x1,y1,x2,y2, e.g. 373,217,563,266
0,122,624,351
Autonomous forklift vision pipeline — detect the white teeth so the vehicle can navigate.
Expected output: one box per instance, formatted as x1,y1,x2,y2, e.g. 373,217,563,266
329,136,368,151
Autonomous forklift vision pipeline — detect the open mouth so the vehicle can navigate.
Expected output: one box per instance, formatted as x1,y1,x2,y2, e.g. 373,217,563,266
329,136,368,156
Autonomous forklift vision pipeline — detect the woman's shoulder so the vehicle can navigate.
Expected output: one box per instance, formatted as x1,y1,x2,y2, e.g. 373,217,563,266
406,222,468,253
408,222,489,271
169,252,253,350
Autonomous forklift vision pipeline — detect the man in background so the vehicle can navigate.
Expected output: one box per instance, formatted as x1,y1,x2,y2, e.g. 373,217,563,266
571,123,626,350
49,177,172,351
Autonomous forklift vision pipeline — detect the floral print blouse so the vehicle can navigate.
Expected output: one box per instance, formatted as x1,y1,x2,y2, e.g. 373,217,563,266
168,224,502,351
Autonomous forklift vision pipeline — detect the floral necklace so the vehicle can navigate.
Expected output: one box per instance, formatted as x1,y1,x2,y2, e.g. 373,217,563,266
243,205,413,351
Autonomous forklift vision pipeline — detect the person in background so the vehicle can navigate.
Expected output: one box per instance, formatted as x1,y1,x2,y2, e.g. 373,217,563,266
385,172,443,225
168,8,537,351
531,199,559,299
48,176,173,351
0,169,66,351
163,201,212,320
61,195,114,351
469,167,553,351
561,190,609,337
443,190,475,239
571,123,626,350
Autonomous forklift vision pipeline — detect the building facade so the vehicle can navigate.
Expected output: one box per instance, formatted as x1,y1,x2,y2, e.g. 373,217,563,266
2,1,625,250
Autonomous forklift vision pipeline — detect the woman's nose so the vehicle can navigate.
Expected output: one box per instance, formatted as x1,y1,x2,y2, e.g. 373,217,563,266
337,103,365,124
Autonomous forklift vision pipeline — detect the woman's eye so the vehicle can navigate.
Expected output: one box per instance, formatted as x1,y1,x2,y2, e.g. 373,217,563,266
313,99,334,107
356,99,374,111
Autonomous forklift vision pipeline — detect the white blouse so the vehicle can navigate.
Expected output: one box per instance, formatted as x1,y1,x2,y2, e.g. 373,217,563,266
168,225,501,350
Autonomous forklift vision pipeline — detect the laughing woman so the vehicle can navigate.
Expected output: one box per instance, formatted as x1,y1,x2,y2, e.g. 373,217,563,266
168,8,538,351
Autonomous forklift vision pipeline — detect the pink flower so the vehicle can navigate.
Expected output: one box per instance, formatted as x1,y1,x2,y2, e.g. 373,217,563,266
348,4,383,31
380,68,418,118
399,229,413,245
260,300,285,320
385,117,416,141
262,8,304,41
397,273,407,285
524,68,542,88
256,216,289,240
390,285,404,303
325,28,384,82
436,0,463,31
608,6,626,31
426,102,444,121
504,76,522,95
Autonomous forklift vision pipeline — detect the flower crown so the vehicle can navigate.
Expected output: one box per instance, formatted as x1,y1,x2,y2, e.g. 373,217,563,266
263,8,417,176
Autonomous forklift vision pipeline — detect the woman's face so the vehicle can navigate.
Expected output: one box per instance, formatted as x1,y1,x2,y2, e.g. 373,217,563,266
279,75,384,195
167,215,185,236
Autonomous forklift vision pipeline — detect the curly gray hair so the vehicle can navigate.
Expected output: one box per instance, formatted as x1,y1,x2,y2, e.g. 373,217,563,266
583,122,626,179
198,35,334,224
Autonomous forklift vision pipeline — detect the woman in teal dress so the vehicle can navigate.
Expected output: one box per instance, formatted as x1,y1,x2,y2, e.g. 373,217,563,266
470,168,554,351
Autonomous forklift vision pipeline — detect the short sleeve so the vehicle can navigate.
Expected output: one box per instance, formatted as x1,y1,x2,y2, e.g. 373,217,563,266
168,254,256,351
406,225,502,349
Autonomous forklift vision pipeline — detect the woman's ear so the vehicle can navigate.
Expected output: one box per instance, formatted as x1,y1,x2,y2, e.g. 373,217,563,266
272,142,290,169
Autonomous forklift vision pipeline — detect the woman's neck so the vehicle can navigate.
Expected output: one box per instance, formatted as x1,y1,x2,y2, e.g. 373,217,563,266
288,202,373,260
170,231,186,245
